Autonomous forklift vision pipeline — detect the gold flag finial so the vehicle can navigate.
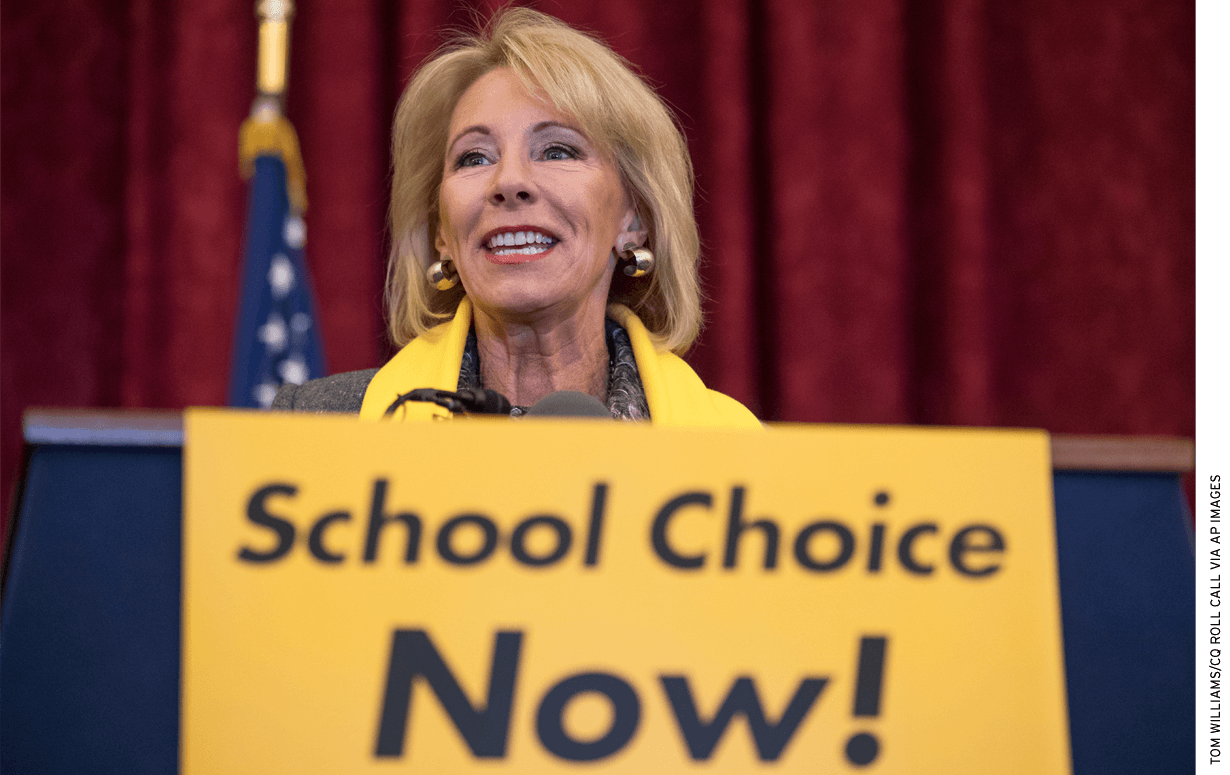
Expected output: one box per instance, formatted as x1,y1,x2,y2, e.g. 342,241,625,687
255,0,295,98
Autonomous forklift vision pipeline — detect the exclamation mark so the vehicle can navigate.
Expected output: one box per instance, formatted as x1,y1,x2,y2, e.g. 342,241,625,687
845,635,887,766
868,490,891,572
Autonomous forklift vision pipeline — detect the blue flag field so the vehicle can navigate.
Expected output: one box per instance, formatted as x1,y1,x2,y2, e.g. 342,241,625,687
229,130,326,408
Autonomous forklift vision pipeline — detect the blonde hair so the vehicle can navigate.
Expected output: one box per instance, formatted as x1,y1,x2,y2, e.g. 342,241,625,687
386,7,701,353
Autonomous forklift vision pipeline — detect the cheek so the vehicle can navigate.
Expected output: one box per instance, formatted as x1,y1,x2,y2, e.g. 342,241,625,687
437,182,477,251
593,177,631,238
569,180,627,242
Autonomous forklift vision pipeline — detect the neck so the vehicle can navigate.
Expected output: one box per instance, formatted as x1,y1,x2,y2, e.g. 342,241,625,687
471,301,609,408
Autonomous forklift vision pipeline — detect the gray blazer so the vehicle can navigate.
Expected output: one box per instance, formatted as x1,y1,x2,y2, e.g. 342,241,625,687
270,368,378,414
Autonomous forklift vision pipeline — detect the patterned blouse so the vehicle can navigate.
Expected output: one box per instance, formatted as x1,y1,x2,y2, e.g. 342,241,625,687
456,319,651,420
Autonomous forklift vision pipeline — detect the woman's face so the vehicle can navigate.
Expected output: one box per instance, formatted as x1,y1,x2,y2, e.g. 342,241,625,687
436,68,638,323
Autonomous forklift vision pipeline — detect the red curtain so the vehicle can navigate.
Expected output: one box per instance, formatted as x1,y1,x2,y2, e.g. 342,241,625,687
0,0,1194,534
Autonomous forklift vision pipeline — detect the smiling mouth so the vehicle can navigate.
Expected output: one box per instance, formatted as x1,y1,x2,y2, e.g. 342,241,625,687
483,228,559,264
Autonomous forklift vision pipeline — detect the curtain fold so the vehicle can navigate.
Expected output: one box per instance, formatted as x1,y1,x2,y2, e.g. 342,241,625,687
1,0,1195,530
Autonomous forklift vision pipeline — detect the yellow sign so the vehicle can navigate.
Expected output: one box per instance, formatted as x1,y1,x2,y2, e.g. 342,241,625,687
182,410,1070,774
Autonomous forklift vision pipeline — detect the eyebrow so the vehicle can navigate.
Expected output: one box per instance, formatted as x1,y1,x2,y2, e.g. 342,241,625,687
532,120,583,136
448,125,491,155
447,120,585,155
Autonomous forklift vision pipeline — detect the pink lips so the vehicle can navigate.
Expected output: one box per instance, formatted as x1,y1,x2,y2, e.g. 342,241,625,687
485,245,556,265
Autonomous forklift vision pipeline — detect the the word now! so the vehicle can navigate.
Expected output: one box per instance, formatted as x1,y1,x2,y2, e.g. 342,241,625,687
374,630,888,766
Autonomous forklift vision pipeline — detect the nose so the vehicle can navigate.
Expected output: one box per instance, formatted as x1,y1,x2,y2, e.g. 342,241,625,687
487,154,536,206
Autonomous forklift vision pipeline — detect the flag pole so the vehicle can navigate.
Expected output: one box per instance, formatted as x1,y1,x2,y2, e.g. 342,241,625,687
256,0,294,102
230,0,324,407
240,0,306,212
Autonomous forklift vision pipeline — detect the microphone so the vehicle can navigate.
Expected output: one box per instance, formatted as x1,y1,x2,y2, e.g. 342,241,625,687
526,391,612,419
383,387,512,417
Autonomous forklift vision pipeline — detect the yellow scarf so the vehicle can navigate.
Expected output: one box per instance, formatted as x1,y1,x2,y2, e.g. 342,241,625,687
359,297,761,428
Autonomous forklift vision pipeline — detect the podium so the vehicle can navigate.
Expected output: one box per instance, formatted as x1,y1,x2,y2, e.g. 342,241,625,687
0,411,1194,773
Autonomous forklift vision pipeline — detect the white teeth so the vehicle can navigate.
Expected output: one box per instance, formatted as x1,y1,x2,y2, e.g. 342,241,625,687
486,230,557,249
493,245,549,256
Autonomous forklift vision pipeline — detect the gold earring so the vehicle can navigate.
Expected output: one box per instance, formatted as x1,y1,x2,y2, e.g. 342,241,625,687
428,257,459,290
621,243,654,277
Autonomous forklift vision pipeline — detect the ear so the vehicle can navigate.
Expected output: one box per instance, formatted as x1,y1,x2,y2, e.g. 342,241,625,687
615,209,649,254
433,228,448,258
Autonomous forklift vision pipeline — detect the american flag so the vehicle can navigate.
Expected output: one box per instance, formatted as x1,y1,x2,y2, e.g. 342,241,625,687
229,117,325,408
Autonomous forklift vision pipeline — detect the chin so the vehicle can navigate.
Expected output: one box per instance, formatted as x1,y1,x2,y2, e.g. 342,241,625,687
471,282,567,320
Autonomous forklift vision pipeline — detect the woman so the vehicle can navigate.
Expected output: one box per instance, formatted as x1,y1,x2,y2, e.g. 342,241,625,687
274,8,758,428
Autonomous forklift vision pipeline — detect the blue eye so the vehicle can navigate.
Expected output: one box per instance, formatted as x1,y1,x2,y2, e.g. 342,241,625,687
543,144,578,161
456,151,490,168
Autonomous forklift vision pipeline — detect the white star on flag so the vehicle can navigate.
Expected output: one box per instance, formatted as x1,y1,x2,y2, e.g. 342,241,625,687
268,253,295,299
283,215,307,249
253,382,279,408
257,312,288,351
278,357,309,385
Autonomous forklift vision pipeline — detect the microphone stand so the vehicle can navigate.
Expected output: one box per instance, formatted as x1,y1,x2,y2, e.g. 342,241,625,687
383,388,512,418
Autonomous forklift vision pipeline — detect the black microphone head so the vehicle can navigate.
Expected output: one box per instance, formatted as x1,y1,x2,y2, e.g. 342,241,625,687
526,391,612,419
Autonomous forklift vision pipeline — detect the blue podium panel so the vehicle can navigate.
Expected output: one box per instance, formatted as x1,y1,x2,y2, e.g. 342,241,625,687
1053,471,1195,775
1,445,182,774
